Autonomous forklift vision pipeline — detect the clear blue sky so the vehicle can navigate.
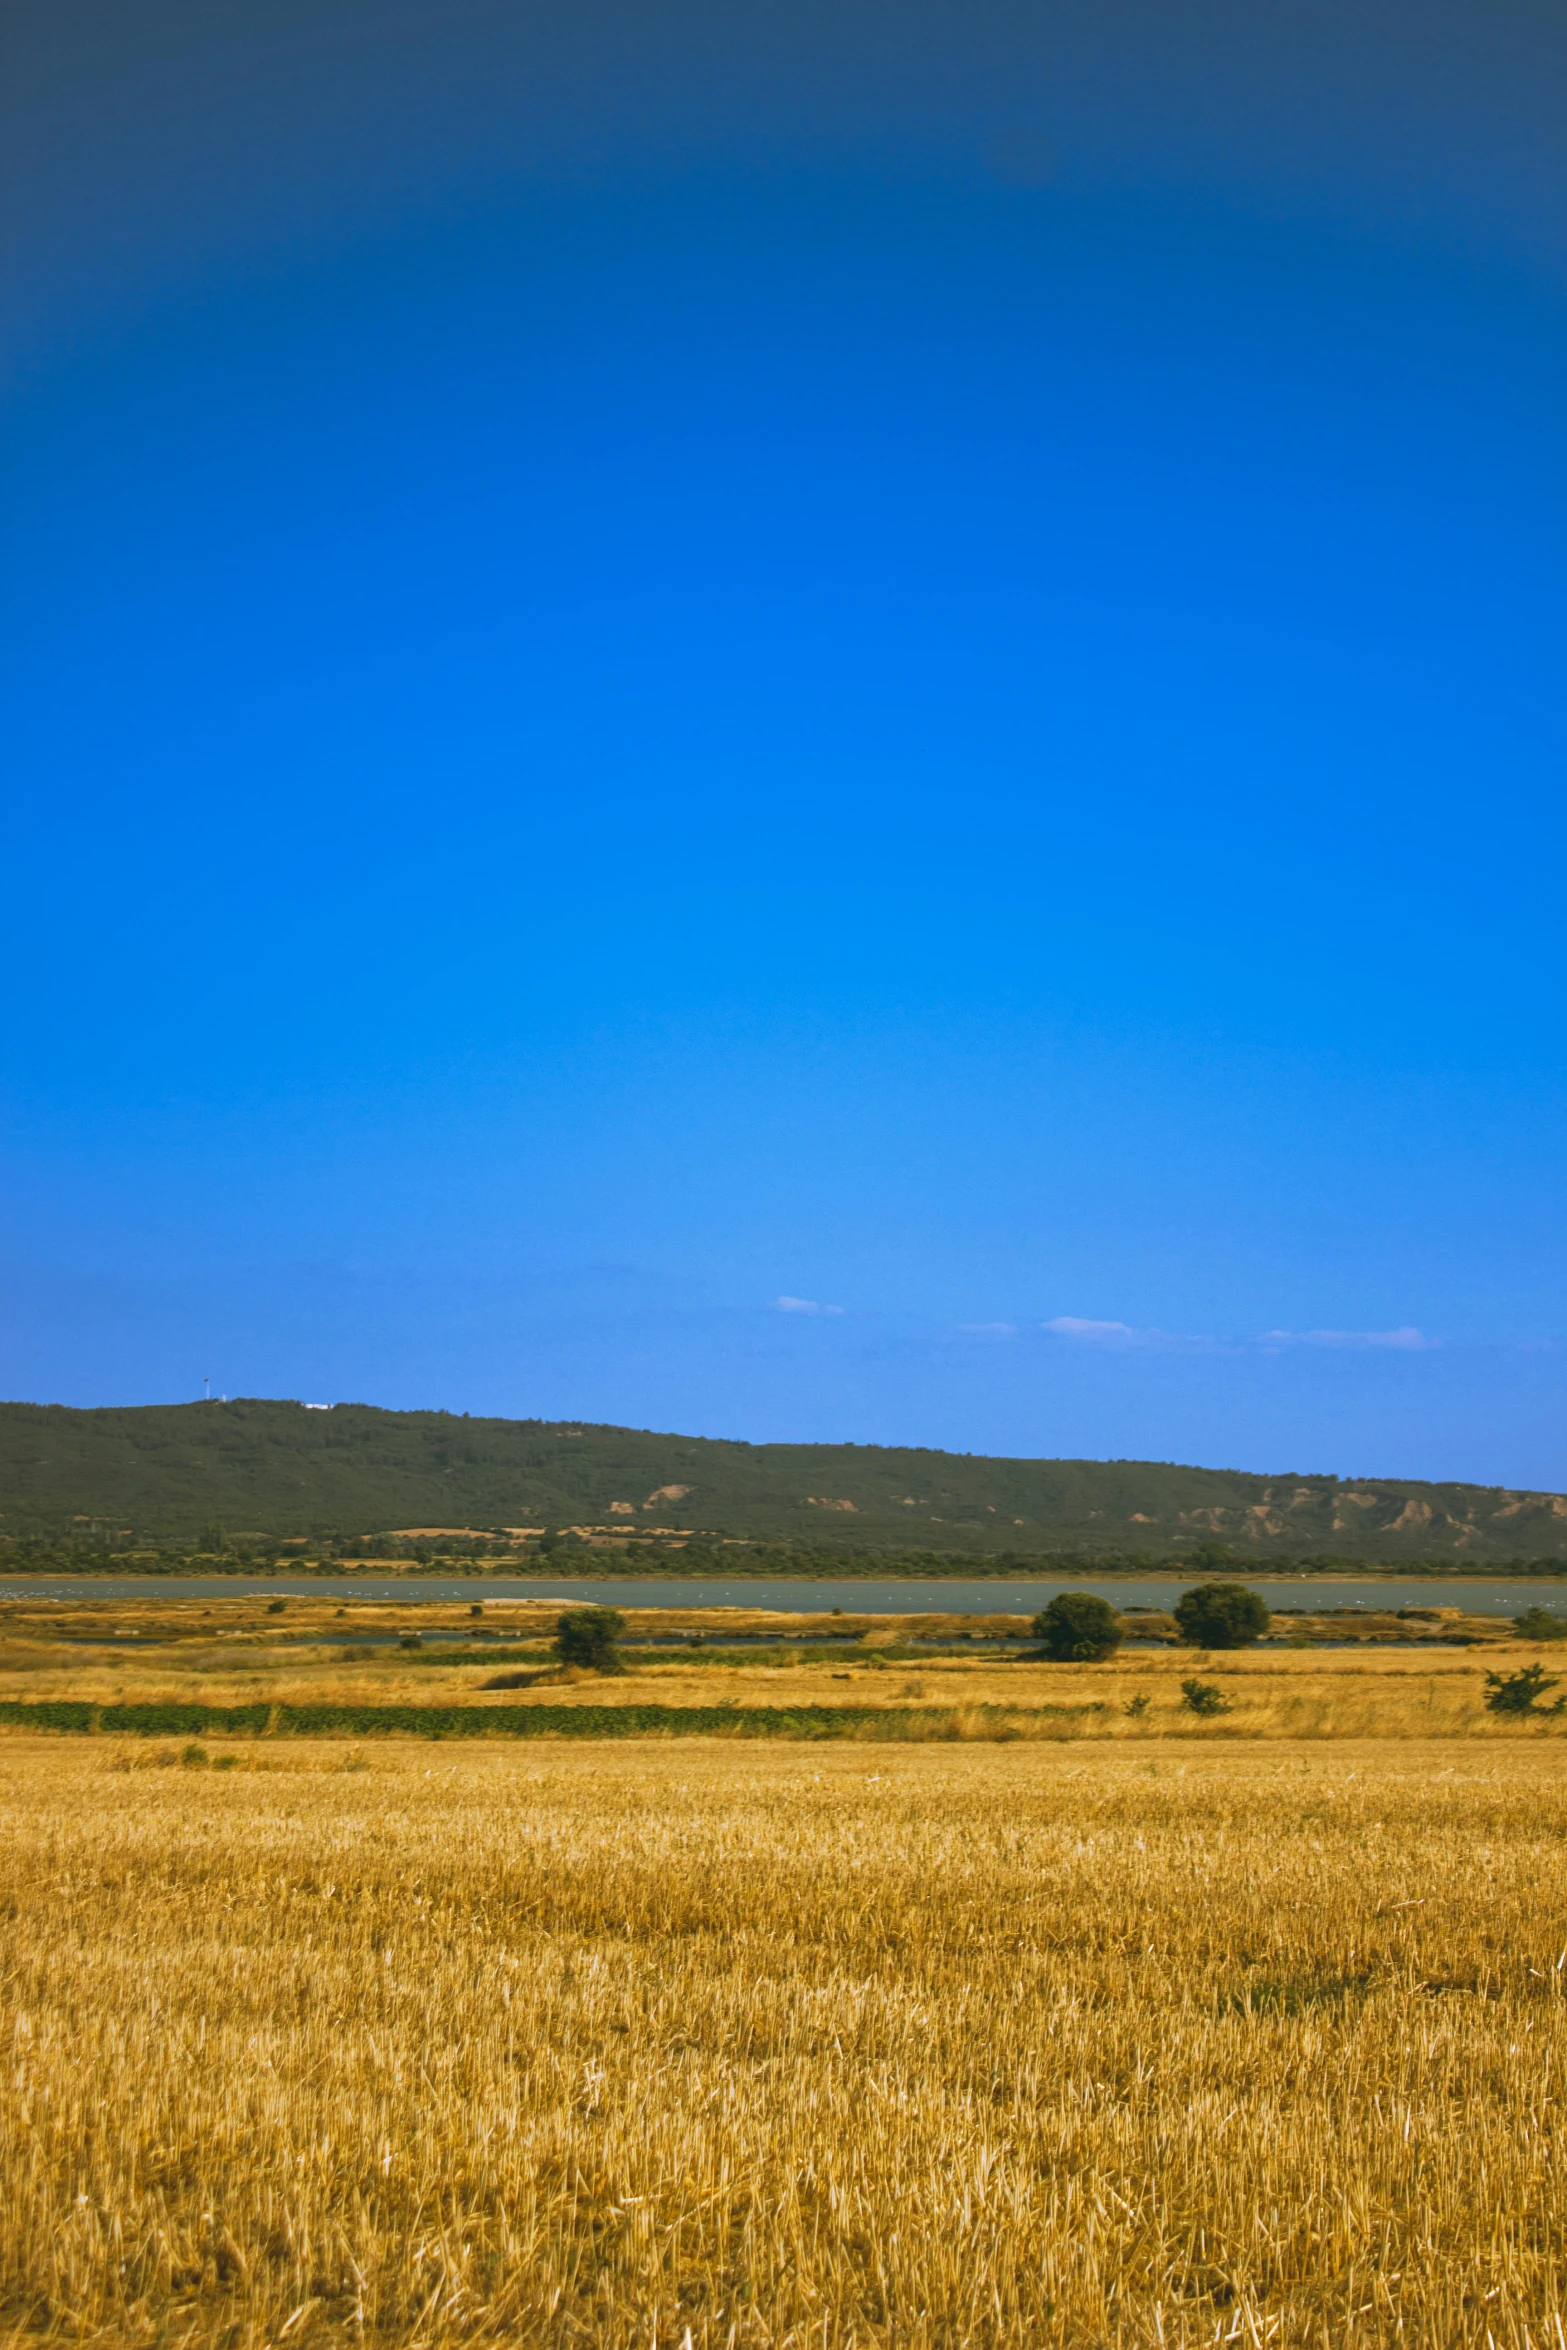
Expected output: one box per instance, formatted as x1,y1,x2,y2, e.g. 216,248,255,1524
4,0,1565,1486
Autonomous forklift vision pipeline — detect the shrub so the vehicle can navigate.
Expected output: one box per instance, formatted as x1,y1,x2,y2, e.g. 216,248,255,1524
1174,1582,1271,1649
1483,1663,1567,1717
1185,1541,1240,1573
1031,1592,1123,1662
266,1598,287,1615
1181,1677,1231,1718
1124,1692,1150,1718
180,1743,209,1768
1513,1608,1567,1642
555,1607,627,1673
399,1632,422,1650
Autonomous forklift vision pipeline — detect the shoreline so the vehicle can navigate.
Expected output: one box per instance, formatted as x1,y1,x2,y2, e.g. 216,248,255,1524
6,1564,1567,1585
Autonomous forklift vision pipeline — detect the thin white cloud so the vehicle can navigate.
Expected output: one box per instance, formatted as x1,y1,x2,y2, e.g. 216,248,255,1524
1043,1316,1206,1350
1044,1314,1437,1356
776,1295,844,1316
1262,1326,1436,1352
1046,1316,1141,1343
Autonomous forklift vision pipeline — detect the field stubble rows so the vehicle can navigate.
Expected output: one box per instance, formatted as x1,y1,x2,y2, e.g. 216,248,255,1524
3,1740,1567,2347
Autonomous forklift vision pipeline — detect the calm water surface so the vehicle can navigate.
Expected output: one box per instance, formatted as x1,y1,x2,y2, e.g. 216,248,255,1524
1,1573,1563,1617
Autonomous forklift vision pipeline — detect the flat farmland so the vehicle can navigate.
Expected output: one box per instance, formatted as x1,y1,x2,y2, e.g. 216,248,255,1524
4,1736,1567,2347
0,1591,1552,1742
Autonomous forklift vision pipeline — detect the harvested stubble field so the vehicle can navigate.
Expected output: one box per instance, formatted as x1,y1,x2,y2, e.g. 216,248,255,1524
4,1738,1567,2348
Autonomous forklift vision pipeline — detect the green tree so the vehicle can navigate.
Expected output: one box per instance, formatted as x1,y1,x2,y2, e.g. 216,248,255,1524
1180,1677,1231,1717
1174,1582,1271,1649
1031,1591,1123,1661
555,1606,626,1673
1513,1608,1567,1642
1184,1541,1238,1573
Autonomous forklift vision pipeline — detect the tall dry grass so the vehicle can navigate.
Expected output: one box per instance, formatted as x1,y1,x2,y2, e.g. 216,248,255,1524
4,1739,1567,2346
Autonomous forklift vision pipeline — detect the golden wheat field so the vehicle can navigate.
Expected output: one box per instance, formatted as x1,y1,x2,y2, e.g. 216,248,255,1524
4,1735,1567,2349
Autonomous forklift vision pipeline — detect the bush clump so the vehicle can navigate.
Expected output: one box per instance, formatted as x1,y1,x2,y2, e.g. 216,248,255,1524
1180,1677,1231,1718
555,1606,627,1674
1031,1592,1123,1662
1513,1608,1567,1642
1174,1582,1271,1649
1483,1663,1567,1717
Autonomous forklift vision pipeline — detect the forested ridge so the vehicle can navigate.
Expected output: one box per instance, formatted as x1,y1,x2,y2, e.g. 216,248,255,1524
1,1398,1563,1564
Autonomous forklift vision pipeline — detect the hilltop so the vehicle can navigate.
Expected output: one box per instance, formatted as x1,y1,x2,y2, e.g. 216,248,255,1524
0,1398,1564,1563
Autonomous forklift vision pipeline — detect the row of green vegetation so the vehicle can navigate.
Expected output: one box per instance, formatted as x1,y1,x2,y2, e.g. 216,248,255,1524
0,1699,1100,1741
7,1529,1567,1580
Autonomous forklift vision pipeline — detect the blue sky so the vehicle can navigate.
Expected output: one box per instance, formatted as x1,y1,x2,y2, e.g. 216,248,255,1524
4,0,1565,1485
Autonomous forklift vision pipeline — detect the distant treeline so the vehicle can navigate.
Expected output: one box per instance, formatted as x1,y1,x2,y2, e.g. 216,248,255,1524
3,1534,1567,1580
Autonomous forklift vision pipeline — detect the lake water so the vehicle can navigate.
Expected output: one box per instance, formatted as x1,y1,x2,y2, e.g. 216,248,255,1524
2,1572,1563,1617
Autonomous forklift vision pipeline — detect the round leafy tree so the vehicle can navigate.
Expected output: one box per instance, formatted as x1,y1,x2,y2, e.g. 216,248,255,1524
1031,1591,1123,1662
1174,1581,1271,1649
555,1606,626,1673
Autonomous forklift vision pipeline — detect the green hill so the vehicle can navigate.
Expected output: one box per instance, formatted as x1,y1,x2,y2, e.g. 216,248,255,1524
1,1397,1564,1563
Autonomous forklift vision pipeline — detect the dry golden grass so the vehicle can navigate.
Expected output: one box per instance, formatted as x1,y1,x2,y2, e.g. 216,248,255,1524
1,1609,1558,1740
5,1738,1567,2346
